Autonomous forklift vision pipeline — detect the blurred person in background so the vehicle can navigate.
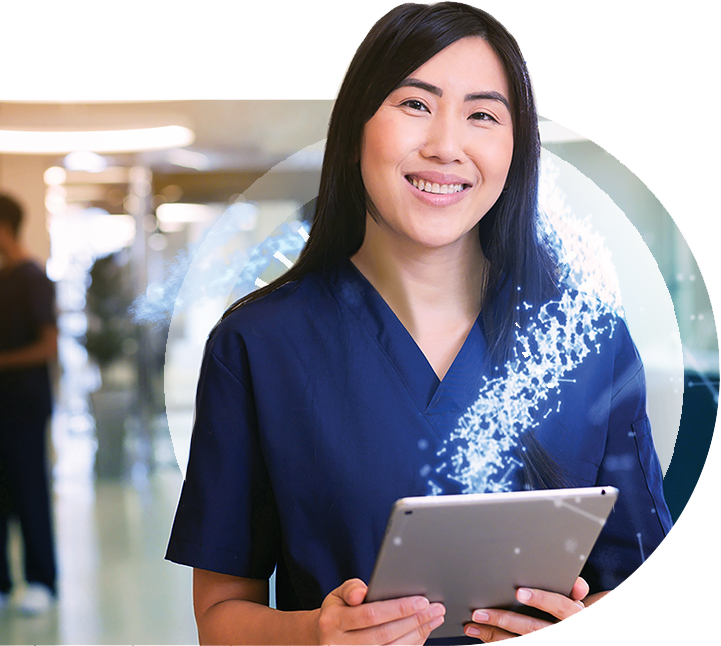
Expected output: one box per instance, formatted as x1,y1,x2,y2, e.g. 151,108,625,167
0,193,58,615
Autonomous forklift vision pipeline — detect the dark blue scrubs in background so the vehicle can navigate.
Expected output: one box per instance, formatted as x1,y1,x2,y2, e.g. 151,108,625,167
166,259,672,615
0,260,57,597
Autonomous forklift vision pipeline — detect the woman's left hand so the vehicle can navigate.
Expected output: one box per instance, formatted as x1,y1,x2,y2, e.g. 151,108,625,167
463,577,595,641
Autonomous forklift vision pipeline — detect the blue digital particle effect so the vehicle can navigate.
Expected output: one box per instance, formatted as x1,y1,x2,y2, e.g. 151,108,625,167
131,202,309,324
421,159,627,496
229,221,309,301
427,291,618,495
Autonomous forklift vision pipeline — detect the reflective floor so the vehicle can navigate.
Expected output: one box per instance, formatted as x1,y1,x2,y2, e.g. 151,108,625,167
0,465,197,645
0,430,721,646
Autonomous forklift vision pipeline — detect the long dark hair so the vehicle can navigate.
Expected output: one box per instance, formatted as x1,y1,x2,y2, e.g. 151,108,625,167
226,2,559,365
224,3,564,488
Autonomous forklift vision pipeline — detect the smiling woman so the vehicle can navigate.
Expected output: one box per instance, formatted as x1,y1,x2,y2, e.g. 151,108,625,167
164,3,672,644
359,37,514,253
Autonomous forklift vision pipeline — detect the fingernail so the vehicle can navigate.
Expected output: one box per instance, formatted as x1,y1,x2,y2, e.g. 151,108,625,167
430,603,446,618
465,625,481,637
413,597,429,611
472,610,489,623
517,588,532,603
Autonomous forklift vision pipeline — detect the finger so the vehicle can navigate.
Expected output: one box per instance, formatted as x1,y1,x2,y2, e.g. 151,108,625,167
337,578,368,607
392,619,446,644
516,587,585,620
346,603,445,645
570,577,590,602
466,607,551,638
464,621,518,642
340,595,433,632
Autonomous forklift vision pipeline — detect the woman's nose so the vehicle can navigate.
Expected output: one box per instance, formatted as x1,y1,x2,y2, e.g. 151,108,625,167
420,113,465,164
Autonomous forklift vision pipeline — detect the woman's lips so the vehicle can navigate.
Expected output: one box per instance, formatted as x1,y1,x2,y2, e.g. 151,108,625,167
405,173,473,204
406,171,472,186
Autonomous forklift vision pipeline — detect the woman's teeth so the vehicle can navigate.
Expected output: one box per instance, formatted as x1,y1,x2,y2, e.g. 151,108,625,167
408,176,465,194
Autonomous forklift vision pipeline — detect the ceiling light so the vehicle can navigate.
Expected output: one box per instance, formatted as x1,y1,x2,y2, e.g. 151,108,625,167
164,148,210,171
156,203,218,224
0,125,194,154
43,166,67,185
64,151,108,172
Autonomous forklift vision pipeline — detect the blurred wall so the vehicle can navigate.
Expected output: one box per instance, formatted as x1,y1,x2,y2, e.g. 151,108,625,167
0,154,52,262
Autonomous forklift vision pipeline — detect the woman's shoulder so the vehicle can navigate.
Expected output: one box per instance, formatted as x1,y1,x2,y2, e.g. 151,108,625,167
528,285,623,334
561,287,642,381
521,285,635,374
209,268,340,344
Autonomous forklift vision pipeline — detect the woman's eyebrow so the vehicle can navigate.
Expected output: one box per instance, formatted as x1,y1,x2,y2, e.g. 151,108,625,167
465,91,511,111
396,78,442,96
396,78,510,110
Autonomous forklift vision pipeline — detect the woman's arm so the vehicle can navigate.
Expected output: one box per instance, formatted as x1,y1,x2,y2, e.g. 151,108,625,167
193,569,446,645
194,569,316,645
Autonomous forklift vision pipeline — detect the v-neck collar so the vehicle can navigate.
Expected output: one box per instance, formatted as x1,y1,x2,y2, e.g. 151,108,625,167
331,259,489,415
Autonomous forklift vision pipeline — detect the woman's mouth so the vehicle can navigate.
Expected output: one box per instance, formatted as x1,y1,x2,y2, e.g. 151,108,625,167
405,175,470,195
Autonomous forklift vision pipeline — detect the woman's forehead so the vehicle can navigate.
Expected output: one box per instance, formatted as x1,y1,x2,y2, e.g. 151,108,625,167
402,36,510,101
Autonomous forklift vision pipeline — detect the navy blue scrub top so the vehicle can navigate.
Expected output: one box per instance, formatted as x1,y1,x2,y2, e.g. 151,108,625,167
166,259,672,614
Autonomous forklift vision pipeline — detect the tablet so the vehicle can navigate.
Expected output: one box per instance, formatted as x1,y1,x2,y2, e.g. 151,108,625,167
365,486,618,638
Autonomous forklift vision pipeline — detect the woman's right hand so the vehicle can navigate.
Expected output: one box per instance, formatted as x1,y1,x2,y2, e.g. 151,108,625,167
316,579,445,645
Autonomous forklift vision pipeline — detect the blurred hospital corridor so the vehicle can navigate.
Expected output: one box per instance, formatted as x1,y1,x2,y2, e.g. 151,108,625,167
0,462,197,644
0,100,333,645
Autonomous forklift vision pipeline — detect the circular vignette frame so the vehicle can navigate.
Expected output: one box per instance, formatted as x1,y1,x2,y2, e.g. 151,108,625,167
166,133,721,523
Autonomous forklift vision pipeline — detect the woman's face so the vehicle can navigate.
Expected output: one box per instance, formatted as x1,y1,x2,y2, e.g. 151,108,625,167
360,36,514,253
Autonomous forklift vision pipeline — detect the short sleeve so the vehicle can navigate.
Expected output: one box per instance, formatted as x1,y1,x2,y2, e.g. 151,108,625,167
165,329,280,579
26,267,56,329
582,319,673,592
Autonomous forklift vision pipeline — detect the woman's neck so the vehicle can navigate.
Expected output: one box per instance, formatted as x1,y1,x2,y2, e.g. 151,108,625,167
350,215,487,336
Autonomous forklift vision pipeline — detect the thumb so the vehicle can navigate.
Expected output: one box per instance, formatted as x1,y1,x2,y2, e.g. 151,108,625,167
339,578,368,607
570,577,590,602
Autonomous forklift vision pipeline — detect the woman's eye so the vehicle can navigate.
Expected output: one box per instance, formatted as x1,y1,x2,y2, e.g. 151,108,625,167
469,111,497,123
402,99,428,112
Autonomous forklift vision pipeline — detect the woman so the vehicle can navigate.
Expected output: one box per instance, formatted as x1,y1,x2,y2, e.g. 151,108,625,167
166,3,672,643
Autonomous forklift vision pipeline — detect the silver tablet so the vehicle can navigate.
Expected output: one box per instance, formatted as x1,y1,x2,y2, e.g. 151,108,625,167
366,486,618,639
